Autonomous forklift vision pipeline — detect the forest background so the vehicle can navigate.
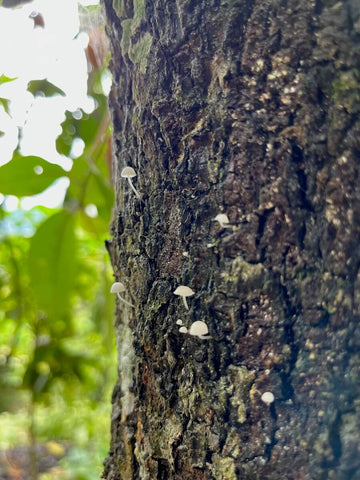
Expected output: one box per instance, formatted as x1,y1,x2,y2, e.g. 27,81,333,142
0,1,116,479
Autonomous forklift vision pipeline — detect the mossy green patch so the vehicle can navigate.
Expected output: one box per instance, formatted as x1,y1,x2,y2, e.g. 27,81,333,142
119,0,152,73
208,154,222,184
212,454,237,480
221,256,265,293
112,0,124,17
121,18,133,53
133,0,145,19
129,33,153,73
332,69,360,112
228,365,255,423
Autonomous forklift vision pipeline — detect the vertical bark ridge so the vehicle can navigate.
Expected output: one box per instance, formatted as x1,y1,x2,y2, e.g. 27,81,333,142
103,0,360,478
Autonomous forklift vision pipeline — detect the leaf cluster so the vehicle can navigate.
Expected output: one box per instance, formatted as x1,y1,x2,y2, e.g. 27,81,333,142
0,5,116,470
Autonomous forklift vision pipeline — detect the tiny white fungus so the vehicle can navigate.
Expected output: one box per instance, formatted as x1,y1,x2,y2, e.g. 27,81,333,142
214,213,232,229
179,326,188,334
121,166,141,199
110,281,134,308
173,285,195,310
261,391,275,405
188,320,210,339
176,319,183,326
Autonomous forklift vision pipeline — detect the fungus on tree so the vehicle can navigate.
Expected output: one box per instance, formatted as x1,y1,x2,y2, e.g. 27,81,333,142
173,285,195,310
110,281,134,307
261,391,275,405
121,166,141,199
214,213,231,229
188,320,210,339
178,320,210,340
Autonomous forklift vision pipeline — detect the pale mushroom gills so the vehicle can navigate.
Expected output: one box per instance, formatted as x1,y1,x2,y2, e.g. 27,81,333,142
110,281,134,308
173,285,195,310
121,166,141,199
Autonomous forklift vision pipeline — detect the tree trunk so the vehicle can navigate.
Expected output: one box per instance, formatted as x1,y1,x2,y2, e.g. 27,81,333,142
102,0,360,478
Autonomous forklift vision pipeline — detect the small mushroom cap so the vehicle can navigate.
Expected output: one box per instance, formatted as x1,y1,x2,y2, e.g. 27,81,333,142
121,166,136,178
179,326,188,334
261,391,275,405
214,213,230,224
189,320,209,337
110,281,126,293
173,285,195,297
176,319,183,325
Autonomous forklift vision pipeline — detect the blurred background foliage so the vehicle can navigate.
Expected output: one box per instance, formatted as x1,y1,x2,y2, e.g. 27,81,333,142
0,2,116,479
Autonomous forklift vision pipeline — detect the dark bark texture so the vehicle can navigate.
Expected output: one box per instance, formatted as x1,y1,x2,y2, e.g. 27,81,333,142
102,0,360,478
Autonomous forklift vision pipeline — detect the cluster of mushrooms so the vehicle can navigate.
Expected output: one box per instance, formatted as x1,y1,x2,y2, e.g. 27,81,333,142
110,282,210,340
173,286,210,340
111,167,276,401
111,167,211,341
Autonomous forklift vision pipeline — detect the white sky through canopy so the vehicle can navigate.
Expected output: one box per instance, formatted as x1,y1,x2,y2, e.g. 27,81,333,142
0,0,99,209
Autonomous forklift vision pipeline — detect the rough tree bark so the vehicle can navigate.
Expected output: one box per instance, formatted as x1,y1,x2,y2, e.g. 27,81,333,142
102,0,360,478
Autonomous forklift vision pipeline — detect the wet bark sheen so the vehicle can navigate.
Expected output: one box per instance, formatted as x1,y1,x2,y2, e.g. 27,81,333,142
102,0,360,478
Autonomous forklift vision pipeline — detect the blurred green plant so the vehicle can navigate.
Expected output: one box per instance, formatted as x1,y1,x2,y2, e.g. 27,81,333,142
0,5,116,480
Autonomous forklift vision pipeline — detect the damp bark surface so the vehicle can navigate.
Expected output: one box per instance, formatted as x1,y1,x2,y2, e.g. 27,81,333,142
102,1,360,479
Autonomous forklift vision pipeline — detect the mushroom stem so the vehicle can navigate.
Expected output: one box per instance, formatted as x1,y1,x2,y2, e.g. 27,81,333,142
127,178,141,199
182,296,189,310
116,293,134,308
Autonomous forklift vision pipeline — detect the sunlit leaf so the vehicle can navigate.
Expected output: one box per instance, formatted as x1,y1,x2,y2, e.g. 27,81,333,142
65,155,113,227
27,79,65,97
84,172,113,222
0,154,67,196
78,210,109,237
22,340,95,394
66,156,90,200
56,109,100,156
0,97,10,115
28,210,77,319
56,93,108,157
0,74,17,85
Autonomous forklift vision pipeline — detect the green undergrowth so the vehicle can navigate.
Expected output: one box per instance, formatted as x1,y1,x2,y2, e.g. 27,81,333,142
0,3,116,479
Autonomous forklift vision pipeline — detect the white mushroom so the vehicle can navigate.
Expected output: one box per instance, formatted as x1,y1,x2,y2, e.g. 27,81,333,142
173,285,195,310
188,320,210,339
179,326,188,334
176,319,183,326
121,166,141,199
261,391,275,405
214,213,232,229
110,281,134,308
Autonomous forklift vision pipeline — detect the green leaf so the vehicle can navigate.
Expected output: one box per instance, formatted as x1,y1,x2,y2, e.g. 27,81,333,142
56,110,99,156
0,74,17,85
27,79,65,97
0,154,66,196
66,156,89,200
65,156,113,226
0,97,10,115
56,94,107,156
22,339,94,394
84,172,113,222
28,210,77,319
